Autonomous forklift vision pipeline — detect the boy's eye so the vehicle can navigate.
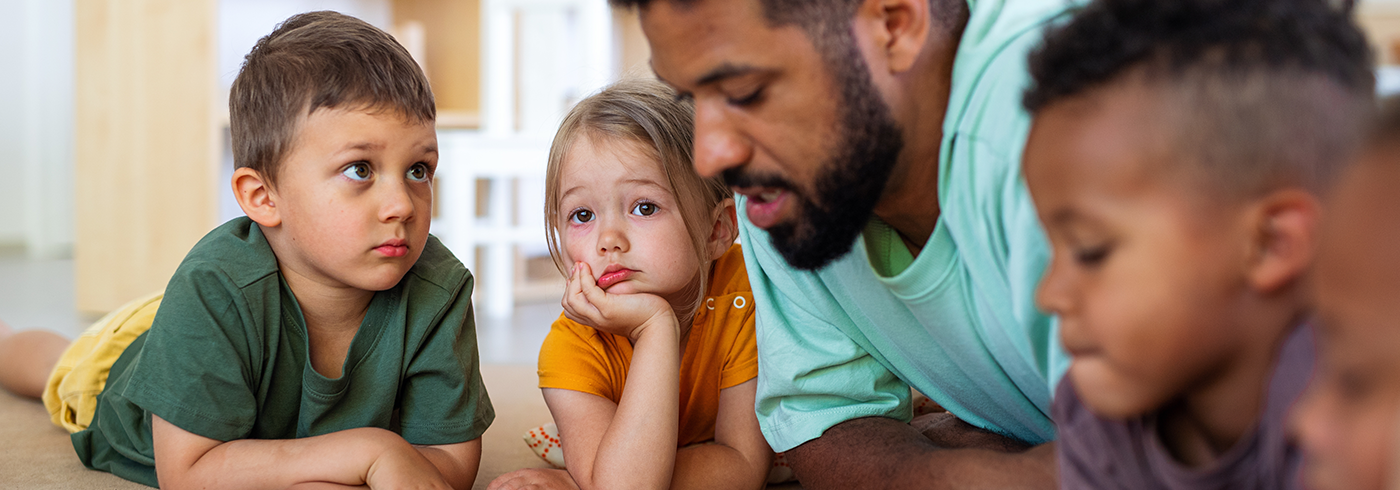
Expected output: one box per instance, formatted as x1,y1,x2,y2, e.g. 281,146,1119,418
1337,368,1376,403
342,163,371,181
570,209,595,224
632,202,659,217
406,164,429,182
1073,245,1111,266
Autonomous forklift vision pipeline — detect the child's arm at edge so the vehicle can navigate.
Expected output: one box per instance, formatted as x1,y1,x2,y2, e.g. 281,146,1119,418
541,316,681,490
152,414,480,490
670,379,771,490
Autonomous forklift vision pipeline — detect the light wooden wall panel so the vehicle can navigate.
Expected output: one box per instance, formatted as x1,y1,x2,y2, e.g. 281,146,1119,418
75,0,218,313
614,7,652,79
393,0,481,126
1359,3,1400,65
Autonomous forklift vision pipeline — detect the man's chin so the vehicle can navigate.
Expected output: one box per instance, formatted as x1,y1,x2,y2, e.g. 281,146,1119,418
767,220,861,271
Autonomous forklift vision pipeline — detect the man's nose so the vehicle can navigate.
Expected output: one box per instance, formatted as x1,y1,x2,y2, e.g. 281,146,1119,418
693,101,754,178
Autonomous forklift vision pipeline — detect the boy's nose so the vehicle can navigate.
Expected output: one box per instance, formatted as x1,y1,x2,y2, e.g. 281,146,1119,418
378,181,416,223
693,101,754,179
1034,257,1074,316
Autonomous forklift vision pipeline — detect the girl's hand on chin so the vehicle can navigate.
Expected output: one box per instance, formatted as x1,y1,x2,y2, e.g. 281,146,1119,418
561,262,677,342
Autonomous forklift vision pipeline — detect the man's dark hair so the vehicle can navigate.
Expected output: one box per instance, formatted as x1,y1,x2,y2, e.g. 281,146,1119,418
610,0,967,64
230,10,435,186
1024,0,1375,196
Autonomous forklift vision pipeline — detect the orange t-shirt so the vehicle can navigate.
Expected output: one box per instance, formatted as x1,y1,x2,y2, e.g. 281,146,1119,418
537,244,758,447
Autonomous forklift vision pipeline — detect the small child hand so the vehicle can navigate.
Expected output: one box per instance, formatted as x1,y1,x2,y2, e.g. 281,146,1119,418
561,262,677,342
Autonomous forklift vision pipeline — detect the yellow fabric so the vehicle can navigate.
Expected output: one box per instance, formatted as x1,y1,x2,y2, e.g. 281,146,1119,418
537,244,757,447
43,292,163,433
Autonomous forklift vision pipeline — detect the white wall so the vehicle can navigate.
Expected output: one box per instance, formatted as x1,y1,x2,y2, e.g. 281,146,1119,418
0,2,24,247
0,0,75,259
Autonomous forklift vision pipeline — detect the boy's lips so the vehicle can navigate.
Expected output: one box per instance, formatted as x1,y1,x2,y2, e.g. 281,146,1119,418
737,186,792,229
374,239,408,258
597,266,635,290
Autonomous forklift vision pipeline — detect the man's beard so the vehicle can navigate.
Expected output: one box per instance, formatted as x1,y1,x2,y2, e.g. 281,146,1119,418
725,50,904,271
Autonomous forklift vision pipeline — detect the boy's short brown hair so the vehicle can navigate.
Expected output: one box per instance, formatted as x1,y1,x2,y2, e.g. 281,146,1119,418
230,10,435,186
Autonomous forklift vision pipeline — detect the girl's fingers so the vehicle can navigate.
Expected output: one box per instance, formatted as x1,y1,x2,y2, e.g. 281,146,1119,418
573,263,607,305
562,263,603,324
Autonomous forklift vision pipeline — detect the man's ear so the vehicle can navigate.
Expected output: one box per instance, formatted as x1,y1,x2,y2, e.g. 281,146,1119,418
854,0,931,74
706,198,739,261
232,167,281,228
1246,188,1321,293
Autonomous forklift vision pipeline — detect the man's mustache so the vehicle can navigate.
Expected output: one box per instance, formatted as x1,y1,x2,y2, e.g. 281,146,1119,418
722,167,798,192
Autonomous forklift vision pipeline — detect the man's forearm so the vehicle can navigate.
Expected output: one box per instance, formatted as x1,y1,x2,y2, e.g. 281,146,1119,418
784,417,1057,490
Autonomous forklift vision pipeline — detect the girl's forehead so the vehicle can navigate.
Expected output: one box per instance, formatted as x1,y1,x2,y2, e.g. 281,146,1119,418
558,135,673,197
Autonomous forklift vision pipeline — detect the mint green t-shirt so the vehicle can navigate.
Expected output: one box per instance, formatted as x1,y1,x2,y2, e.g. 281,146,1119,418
72,217,495,487
746,0,1075,451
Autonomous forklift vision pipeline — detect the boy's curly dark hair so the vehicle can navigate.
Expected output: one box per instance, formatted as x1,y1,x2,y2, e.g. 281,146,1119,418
1024,0,1375,196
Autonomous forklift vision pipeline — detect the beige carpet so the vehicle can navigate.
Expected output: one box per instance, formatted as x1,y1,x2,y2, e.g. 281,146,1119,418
0,364,554,489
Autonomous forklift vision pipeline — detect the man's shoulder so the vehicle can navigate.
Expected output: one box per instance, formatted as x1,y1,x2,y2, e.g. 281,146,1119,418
946,0,1079,140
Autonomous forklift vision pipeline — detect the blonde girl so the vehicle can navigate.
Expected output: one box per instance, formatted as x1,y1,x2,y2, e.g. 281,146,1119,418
489,78,773,490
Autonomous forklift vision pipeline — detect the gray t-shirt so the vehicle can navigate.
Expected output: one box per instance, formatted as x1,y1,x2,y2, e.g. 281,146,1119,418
1054,324,1313,490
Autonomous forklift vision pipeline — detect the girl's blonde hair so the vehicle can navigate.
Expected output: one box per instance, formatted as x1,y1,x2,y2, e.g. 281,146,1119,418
544,78,732,321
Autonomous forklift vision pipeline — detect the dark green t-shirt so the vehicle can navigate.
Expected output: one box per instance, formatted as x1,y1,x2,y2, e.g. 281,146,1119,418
72,217,495,487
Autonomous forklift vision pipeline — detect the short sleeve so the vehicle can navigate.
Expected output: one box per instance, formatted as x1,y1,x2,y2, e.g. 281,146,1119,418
119,264,261,442
718,299,758,390
397,273,495,445
741,219,912,453
537,314,628,402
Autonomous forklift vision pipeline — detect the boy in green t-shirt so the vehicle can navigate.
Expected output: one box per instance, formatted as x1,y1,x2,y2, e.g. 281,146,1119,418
0,10,493,489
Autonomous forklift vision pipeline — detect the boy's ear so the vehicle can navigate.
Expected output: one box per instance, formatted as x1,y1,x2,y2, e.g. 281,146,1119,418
232,167,281,228
855,0,931,75
705,198,739,261
1246,188,1321,293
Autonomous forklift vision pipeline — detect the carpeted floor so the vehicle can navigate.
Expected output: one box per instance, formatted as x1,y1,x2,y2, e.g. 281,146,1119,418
0,363,555,489
0,363,802,489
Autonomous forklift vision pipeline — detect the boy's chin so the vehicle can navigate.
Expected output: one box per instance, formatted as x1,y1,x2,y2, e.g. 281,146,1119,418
347,268,412,292
1070,362,1164,420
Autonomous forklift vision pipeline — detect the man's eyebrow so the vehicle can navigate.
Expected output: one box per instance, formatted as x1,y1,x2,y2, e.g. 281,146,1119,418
696,63,762,87
652,61,764,100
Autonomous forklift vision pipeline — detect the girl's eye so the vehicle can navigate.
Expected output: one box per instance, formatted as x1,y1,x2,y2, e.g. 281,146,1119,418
1073,245,1111,267
632,202,659,217
569,209,595,224
342,163,371,181
406,164,429,182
